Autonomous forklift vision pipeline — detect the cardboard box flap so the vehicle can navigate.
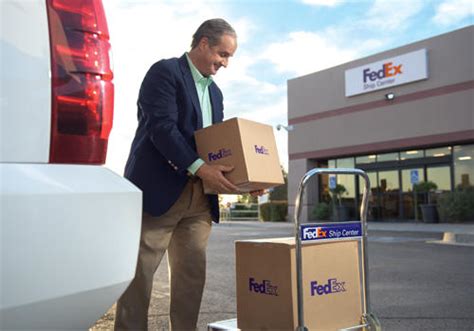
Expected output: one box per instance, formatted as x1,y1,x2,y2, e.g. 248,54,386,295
236,237,294,245
237,118,284,185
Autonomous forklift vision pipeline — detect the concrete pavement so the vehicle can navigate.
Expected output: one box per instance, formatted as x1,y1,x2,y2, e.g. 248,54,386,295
367,221,474,234
221,219,474,246
366,221,474,246
91,220,473,330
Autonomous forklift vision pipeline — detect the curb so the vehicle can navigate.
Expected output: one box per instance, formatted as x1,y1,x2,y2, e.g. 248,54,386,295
426,232,474,247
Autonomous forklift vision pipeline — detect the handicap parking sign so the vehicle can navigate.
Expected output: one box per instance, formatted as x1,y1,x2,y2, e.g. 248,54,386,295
410,170,419,184
329,176,337,189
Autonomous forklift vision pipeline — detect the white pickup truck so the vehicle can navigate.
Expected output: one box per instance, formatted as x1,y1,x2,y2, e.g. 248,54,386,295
1,0,142,329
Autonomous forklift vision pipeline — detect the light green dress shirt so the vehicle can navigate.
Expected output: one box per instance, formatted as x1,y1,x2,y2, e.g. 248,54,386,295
186,53,214,175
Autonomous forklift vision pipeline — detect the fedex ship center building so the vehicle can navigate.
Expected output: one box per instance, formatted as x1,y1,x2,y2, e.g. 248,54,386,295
287,26,473,222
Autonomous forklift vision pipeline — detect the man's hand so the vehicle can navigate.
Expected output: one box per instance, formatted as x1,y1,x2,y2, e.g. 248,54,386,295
249,189,265,197
195,163,239,194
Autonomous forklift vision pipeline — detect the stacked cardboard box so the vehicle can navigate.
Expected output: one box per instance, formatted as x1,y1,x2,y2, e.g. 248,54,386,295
236,238,363,330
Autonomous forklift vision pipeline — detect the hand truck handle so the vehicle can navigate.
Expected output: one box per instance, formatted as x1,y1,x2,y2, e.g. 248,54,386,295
293,168,371,331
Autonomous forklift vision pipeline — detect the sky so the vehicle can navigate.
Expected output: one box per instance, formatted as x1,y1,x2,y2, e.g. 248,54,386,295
102,0,473,176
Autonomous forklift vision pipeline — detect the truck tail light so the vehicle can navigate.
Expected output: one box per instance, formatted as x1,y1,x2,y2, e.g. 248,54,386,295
46,0,113,164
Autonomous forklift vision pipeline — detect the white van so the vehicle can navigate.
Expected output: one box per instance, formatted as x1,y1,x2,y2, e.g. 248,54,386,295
1,1,141,329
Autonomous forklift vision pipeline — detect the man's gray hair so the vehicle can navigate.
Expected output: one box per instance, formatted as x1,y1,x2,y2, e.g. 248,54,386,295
191,18,236,49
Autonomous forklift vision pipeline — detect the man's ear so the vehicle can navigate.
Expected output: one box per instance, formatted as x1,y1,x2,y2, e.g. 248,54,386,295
199,37,209,50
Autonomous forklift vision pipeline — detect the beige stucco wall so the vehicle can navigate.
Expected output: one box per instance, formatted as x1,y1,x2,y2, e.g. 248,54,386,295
290,90,473,156
288,26,473,120
286,26,474,221
288,26,473,159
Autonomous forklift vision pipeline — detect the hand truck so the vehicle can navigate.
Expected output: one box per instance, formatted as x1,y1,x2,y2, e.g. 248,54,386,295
208,168,381,331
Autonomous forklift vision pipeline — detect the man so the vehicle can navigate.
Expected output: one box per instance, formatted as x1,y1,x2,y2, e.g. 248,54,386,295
114,19,241,330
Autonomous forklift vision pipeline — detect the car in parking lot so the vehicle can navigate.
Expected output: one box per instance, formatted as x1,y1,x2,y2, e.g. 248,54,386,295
1,0,141,329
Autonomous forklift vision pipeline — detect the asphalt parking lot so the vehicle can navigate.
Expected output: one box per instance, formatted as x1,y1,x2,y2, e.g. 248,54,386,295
92,221,474,330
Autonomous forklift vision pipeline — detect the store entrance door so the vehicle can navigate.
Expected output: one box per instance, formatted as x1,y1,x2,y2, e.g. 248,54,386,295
360,170,400,221
401,167,423,219
359,170,400,221
378,170,400,220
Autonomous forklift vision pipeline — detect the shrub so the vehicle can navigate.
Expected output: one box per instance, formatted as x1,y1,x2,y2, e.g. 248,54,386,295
413,181,438,192
330,184,347,206
311,202,331,220
233,204,247,210
414,181,438,204
437,187,474,223
260,201,288,222
230,203,259,219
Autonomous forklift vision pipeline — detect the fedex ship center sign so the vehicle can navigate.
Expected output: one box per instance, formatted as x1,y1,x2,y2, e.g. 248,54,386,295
345,49,428,97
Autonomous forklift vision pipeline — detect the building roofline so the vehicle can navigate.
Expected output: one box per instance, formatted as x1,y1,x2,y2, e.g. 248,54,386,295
288,25,473,83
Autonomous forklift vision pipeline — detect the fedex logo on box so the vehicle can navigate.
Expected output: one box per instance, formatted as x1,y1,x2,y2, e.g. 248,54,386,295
249,277,278,296
363,62,403,83
254,145,269,155
208,148,232,162
310,278,346,296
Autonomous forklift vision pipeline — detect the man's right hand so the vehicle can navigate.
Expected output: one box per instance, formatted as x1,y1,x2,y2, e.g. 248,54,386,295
195,163,239,194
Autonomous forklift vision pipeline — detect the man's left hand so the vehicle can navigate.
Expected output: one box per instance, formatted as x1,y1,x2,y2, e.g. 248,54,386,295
249,189,265,197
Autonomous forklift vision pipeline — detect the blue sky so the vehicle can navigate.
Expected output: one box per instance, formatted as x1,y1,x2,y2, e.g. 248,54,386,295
103,0,473,175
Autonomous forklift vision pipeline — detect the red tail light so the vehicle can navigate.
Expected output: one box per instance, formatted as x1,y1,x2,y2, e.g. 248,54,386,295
47,0,113,164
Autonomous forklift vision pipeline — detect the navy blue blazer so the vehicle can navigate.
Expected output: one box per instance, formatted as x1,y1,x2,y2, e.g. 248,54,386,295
124,54,223,222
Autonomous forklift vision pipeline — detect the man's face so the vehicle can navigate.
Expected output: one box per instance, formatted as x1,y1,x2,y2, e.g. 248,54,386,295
198,34,237,76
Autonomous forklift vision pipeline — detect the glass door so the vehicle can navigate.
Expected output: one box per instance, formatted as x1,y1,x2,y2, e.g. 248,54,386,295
378,170,400,220
358,171,380,220
401,168,423,219
427,166,451,192
427,165,452,208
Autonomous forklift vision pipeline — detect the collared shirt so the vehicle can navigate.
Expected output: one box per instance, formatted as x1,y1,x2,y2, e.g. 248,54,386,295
186,53,213,175
186,53,214,127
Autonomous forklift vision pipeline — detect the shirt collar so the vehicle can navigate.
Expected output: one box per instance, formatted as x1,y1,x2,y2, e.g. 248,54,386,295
186,53,213,87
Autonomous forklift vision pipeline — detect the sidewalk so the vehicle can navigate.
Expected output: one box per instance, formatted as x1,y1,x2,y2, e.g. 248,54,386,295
221,220,474,245
224,219,474,234
367,221,474,234
367,221,474,246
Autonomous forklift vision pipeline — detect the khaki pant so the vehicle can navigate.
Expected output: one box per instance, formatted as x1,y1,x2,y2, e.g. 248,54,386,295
115,179,212,331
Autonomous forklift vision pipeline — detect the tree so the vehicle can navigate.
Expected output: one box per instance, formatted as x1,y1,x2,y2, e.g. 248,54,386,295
330,184,347,207
237,193,258,204
269,166,288,201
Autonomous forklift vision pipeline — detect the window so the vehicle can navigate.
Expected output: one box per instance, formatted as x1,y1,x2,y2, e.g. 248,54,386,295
366,172,378,192
427,166,451,191
426,146,451,158
378,170,399,218
454,144,474,189
336,157,355,198
378,170,399,192
377,152,399,162
401,168,423,219
356,154,376,164
400,150,423,160
401,168,423,192
336,157,354,168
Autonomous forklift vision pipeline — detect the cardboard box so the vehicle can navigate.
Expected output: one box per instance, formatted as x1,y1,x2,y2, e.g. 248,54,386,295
236,238,363,331
194,118,284,193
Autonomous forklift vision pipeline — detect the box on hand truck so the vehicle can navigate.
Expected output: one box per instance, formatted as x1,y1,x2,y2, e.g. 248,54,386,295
236,237,362,330
208,168,381,331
